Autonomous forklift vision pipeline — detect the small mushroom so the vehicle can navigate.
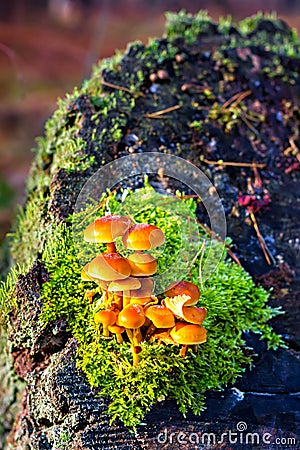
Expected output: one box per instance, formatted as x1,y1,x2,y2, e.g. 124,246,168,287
127,253,157,276
175,53,184,63
94,309,116,337
164,294,207,324
87,253,131,281
157,69,170,81
165,280,200,306
117,304,145,330
149,329,175,345
82,263,110,302
144,304,175,339
108,324,125,344
84,214,132,253
170,322,207,357
117,304,146,366
181,305,207,324
85,290,95,303
123,223,165,251
149,72,158,83
108,277,141,308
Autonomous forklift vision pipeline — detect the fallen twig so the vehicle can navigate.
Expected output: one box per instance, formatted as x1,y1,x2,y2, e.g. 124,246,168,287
202,158,265,169
145,104,181,118
197,221,242,266
222,90,252,110
249,212,275,266
101,79,144,97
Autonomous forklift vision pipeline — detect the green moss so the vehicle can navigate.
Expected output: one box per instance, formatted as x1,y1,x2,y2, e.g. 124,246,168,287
50,125,95,174
238,11,278,35
165,10,300,58
0,265,20,329
206,100,264,134
165,10,212,44
40,187,283,430
217,15,233,34
9,191,50,269
28,89,83,193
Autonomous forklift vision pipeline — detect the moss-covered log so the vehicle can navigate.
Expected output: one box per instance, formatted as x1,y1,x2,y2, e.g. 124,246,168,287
1,11,300,449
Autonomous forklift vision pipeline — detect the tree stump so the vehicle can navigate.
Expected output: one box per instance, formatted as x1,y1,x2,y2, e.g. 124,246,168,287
1,11,300,450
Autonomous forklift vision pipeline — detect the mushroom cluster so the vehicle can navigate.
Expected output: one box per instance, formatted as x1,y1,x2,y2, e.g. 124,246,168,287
82,214,207,365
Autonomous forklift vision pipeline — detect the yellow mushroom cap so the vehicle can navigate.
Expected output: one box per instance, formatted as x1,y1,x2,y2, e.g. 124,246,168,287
127,252,157,276
123,223,165,250
165,281,200,306
84,215,132,243
145,305,175,328
88,253,131,281
170,322,207,345
108,277,141,292
81,263,94,281
117,304,146,329
94,309,116,327
108,324,125,334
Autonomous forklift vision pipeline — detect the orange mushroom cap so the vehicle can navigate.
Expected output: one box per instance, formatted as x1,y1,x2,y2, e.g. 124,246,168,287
94,309,116,327
145,305,175,328
84,214,132,243
150,330,175,345
164,294,206,324
117,304,146,329
170,322,207,345
165,281,200,306
123,223,165,250
127,252,157,276
108,324,125,334
181,306,207,324
88,253,131,281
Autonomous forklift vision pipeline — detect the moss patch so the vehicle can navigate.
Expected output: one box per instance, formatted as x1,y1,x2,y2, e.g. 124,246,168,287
40,188,283,429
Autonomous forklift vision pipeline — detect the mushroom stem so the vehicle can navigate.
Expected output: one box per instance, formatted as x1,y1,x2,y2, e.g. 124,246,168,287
145,323,156,340
132,346,141,367
179,344,188,357
133,328,142,346
126,329,133,343
123,290,131,308
102,325,109,337
126,329,141,366
85,290,95,303
116,333,124,344
113,292,122,310
106,242,117,253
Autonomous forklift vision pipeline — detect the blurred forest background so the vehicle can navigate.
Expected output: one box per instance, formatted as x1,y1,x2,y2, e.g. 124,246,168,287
1,0,300,246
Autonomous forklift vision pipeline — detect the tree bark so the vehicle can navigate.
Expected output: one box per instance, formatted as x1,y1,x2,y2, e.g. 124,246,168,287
2,13,300,449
